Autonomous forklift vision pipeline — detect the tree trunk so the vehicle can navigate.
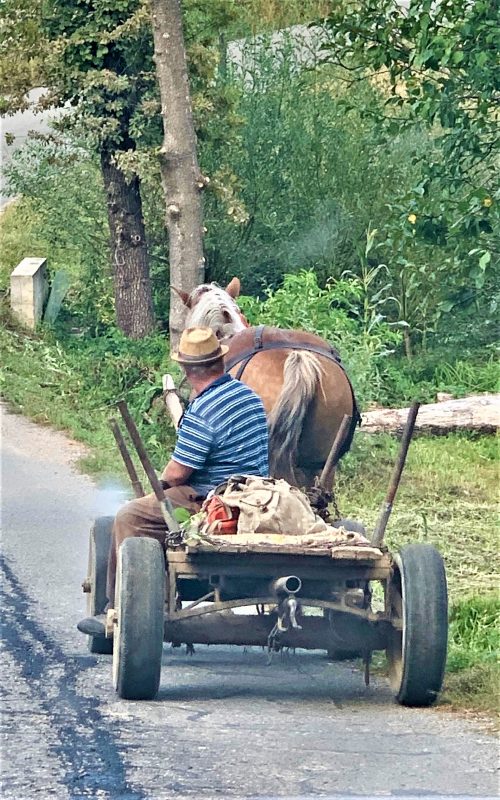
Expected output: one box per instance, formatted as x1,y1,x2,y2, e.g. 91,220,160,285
361,394,499,436
149,0,205,348
403,328,413,360
101,151,155,339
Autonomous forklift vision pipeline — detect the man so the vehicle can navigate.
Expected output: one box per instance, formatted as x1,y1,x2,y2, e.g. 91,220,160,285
78,326,269,637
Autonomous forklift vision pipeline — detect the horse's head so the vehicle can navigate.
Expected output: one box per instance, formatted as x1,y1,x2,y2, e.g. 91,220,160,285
172,278,248,340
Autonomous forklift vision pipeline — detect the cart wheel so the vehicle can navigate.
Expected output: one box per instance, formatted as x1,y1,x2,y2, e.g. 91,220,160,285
87,516,114,655
387,543,448,707
112,537,165,700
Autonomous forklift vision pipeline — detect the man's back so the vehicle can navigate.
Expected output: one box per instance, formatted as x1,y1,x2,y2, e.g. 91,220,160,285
173,374,269,494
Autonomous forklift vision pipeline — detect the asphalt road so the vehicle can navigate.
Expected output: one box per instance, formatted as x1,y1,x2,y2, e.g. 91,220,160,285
1,405,498,800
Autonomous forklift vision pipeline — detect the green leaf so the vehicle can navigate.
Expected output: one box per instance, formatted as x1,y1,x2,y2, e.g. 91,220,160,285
479,251,491,271
174,507,191,523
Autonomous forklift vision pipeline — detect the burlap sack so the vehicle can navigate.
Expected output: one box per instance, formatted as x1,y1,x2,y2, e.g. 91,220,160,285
219,476,329,536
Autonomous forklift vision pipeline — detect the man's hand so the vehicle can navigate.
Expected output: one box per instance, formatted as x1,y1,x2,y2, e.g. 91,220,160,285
161,459,194,487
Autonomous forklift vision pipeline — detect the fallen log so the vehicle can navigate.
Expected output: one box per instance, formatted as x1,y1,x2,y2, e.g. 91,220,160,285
360,394,499,436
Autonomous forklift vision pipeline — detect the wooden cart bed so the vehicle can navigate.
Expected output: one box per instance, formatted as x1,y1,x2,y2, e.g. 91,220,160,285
182,531,387,564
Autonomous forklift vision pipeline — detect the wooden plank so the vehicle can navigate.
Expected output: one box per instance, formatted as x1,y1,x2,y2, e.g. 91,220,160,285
184,542,383,561
331,546,383,560
166,548,392,578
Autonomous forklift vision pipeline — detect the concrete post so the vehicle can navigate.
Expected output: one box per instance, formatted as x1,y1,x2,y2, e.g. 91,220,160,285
10,257,49,328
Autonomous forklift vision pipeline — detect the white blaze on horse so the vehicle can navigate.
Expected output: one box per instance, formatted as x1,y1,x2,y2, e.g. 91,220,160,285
174,278,359,488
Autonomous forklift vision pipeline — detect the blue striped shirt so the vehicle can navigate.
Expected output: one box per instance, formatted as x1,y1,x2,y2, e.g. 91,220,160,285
172,374,269,495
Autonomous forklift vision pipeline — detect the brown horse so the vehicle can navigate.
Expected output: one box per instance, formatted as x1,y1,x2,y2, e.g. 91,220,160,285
174,278,359,488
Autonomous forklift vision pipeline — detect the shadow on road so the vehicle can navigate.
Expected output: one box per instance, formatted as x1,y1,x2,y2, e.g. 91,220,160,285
155,647,393,707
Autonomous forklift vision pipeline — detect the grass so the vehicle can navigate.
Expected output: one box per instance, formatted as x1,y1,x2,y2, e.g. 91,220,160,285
0,315,498,715
0,305,178,480
336,433,499,716
379,351,499,406
444,596,499,716
337,433,499,601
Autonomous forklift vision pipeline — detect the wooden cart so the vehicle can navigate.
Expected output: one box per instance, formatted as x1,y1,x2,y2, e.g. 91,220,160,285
84,521,448,707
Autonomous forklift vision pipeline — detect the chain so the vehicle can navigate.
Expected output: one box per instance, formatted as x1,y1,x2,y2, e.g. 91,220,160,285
164,529,184,549
306,481,342,523
330,487,342,521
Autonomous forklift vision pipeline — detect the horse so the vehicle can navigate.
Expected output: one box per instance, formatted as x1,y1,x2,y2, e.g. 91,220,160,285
173,278,359,488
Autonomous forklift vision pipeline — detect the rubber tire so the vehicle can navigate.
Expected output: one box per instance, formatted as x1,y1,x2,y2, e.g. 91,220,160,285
113,537,165,701
333,518,366,535
87,516,114,655
387,543,448,707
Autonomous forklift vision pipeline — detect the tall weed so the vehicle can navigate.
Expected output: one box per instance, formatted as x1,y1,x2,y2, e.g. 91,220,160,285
379,351,499,405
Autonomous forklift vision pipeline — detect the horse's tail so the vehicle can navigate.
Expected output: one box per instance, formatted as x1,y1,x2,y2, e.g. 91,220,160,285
268,351,323,484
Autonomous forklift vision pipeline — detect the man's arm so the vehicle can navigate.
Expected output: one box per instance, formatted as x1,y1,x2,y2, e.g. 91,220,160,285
161,459,194,487
164,410,214,488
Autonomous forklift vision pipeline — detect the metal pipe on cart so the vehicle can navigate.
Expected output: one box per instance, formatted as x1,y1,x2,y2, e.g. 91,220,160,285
116,400,181,533
108,417,145,498
318,413,352,491
269,576,302,596
371,401,420,547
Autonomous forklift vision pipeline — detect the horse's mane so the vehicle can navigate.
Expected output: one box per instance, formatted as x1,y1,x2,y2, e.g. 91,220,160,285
185,284,246,339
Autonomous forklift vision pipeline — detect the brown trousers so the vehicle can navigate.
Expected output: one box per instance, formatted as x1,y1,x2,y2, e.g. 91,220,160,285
106,485,204,607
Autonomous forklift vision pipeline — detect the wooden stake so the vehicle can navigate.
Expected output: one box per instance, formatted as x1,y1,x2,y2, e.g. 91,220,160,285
162,374,184,429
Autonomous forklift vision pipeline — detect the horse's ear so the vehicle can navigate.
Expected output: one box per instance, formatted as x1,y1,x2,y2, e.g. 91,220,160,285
225,277,241,299
171,286,191,308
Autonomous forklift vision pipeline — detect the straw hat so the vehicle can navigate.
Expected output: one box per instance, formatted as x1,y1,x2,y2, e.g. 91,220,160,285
172,327,229,365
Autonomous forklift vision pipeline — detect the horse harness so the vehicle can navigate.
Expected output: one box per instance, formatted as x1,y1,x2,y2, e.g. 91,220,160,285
224,325,362,436
224,324,343,380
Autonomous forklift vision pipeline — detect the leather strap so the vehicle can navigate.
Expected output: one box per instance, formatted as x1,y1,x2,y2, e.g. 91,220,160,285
254,324,265,351
224,327,362,443
225,331,343,377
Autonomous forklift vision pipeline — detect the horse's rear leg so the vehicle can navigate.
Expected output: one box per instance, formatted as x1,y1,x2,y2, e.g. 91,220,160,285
294,463,324,490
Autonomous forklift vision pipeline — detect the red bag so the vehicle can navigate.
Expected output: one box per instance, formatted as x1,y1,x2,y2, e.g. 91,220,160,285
203,495,239,535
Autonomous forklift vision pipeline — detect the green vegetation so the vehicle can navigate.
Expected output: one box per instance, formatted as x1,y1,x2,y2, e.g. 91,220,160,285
448,596,499,671
0,302,178,476
338,433,498,602
239,268,404,404
325,0,499,310
446,596,499,714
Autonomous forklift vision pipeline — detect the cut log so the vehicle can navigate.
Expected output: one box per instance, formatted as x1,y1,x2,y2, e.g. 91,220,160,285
361,394,499,436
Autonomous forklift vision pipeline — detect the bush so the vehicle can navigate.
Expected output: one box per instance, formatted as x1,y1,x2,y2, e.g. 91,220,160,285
3,138,114,328
201,36,433,301
0,310,178,475
238,268,402,405
379,351,499,406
